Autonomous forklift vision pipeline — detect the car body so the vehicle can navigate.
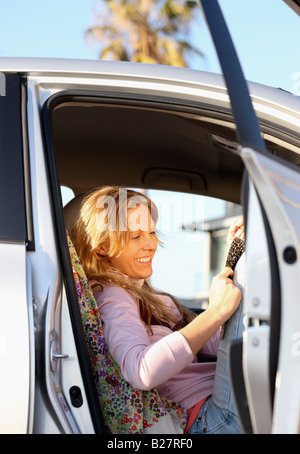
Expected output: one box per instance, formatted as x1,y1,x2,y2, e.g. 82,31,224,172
0,1,299,435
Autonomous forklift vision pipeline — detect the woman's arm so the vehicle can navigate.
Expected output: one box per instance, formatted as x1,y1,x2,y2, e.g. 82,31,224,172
185,217,245,356
179,267,241,356
95,265,241,387
96,287,194,390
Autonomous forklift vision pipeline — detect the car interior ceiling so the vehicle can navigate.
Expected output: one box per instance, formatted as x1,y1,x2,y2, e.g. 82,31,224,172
51,100,300,202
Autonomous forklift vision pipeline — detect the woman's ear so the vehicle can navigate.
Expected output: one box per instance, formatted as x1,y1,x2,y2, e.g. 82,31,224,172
96,245,108,257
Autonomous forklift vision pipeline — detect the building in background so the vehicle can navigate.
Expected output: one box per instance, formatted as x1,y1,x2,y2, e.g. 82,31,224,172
182,202,243,310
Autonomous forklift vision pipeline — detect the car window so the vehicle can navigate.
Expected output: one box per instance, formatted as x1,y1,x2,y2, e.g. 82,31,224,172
148,189,242,310
0,74,28,245
61,185,242,310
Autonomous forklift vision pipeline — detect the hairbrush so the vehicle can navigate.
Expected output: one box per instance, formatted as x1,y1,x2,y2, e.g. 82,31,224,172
220,236,245,339
225,237,245,271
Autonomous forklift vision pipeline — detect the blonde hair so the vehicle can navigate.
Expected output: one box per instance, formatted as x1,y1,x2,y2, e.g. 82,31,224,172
72,186,195,331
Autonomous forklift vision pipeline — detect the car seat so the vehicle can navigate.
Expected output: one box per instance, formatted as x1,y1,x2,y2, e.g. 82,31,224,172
63,193,85,234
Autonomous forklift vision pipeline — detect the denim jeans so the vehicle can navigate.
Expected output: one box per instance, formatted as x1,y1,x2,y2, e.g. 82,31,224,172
189,255,246,434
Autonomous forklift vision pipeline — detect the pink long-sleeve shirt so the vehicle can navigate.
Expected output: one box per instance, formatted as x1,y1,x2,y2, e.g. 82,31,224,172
93,284,219,411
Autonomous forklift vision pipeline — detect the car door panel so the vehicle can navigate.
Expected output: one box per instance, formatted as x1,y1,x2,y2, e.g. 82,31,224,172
201,0,300,433
241,147,300,433
0,74,35,434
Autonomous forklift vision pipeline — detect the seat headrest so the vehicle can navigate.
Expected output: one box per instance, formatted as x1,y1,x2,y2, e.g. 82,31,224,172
63,193,85,232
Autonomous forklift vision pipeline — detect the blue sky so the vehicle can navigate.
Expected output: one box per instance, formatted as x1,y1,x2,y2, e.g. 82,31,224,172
0,0,299,93
199,0,300,93
0,0,298,298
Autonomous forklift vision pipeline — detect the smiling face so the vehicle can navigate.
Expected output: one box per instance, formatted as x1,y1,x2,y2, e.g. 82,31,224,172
108,204,158,280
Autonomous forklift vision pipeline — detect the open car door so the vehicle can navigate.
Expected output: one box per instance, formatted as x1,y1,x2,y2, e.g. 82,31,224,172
200,0,300,434
283,0,300,16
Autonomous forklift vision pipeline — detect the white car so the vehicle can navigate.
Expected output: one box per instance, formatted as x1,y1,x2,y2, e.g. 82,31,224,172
0,0,299,434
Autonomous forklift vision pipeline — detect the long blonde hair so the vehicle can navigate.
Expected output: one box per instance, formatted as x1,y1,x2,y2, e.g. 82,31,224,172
71,186,195,331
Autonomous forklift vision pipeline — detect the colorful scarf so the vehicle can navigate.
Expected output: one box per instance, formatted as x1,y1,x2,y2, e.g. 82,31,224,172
67,233,187,434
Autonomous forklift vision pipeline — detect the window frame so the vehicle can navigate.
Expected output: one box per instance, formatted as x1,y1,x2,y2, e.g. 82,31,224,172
0,74,34,248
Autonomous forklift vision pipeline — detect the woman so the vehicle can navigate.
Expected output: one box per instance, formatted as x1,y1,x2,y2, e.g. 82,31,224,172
72,186,245,434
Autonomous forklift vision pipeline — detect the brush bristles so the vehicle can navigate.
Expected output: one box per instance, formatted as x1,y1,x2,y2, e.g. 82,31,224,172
225,237,245,270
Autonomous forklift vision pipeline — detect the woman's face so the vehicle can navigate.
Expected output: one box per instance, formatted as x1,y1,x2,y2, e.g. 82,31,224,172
108,204,158,279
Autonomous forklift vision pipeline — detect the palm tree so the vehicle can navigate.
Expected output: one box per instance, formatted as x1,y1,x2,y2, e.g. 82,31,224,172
86,0,203,67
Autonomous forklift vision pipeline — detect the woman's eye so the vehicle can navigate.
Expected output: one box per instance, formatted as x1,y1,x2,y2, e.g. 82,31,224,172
131,231,157,240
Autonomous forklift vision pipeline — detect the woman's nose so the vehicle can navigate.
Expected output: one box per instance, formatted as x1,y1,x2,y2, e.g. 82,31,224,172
142,233,157,250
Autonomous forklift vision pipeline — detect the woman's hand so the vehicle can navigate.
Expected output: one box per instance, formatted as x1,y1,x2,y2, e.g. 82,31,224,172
179,267,242,355
207,267,242,323
227,216,245,245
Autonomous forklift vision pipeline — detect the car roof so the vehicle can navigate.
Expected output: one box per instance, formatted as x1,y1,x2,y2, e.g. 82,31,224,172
0,56,299,115
1,57,299,201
